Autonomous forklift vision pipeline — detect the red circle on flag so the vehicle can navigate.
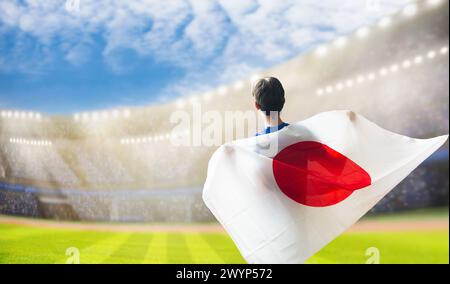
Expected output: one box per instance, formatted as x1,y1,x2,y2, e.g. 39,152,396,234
273,141,371,207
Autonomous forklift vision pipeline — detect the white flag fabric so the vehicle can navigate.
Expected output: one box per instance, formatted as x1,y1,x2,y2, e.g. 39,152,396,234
202,110,448,264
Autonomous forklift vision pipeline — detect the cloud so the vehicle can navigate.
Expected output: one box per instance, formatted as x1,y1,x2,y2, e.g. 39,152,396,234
0,0,413,97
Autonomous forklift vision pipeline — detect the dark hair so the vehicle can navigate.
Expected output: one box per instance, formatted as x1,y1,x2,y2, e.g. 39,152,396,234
252,77,285,116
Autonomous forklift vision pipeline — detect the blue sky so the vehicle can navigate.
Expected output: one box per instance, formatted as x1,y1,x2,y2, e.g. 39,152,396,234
0,0,411,114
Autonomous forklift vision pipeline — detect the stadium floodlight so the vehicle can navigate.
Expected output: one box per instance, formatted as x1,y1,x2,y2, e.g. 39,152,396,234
441,46,449,55
427,50,436,59
234,80,244,90
316,89,324,96
218,86,228,96
357,75,366,84
316,45,328,57
402,59,412,68
378,17,392,28
334,37,347,48
346,80,354,87
379,68,388,76
325,86,334,93
336,83,344,90
356,27,370,38
368,73,376,81
414,55,423,64
403,4,418,17
390,64,399,72
426,0,443,7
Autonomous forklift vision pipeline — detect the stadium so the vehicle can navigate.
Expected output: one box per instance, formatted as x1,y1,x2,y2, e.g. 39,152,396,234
0,0,449,264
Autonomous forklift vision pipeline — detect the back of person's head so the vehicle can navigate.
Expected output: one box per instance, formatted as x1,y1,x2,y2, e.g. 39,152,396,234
252,77,285,116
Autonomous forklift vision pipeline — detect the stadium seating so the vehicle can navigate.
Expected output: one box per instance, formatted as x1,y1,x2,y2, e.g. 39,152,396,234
0,0,448,221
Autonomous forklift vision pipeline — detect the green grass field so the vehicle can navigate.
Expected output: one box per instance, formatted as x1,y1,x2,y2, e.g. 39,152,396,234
0,209,448,264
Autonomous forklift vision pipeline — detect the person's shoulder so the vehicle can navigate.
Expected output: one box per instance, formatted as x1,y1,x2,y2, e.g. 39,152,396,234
280,122,290,129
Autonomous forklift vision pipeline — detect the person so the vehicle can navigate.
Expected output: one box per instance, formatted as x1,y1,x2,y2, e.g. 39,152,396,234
252,77,289,136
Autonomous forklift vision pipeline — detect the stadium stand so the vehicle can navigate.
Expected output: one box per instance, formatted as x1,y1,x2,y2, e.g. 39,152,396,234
0,0,448,221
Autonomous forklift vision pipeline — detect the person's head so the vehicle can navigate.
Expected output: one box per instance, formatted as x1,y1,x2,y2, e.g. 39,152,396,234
252,77,285,116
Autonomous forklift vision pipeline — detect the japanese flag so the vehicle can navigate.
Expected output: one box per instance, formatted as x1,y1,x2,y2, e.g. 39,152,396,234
202,110,448,264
